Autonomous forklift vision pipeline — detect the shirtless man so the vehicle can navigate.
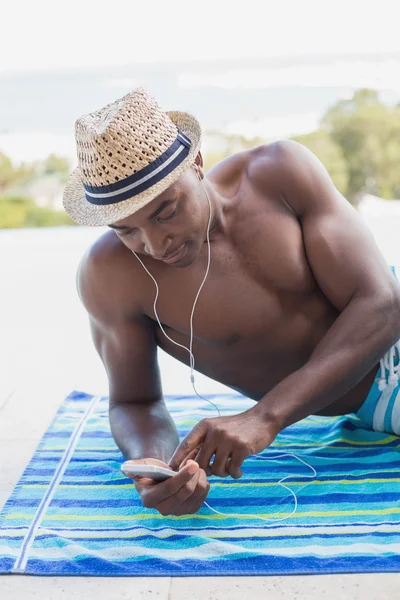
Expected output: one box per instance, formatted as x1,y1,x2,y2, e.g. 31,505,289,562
63,88,400,517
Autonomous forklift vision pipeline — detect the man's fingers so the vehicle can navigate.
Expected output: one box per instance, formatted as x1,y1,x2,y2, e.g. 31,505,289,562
146,460,199,505
178,447,201,469
181,469,210,515
210,448,232,477
174,469,201,505
194,441,217,472
168,423,207,470
158,469,202,515
131,476,158,494
228,450,247,479
122,458,171,490
205,465,213,477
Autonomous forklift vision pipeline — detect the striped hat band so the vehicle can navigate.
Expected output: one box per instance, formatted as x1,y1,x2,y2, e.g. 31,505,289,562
83,130,191,206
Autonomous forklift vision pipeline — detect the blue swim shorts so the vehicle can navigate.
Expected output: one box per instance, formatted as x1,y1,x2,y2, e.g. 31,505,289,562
356,266,400,435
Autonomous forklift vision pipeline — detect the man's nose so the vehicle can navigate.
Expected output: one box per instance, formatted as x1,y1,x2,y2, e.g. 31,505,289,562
143,231,172,259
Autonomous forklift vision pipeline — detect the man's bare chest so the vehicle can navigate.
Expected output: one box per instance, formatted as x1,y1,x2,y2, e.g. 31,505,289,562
141,208,335,355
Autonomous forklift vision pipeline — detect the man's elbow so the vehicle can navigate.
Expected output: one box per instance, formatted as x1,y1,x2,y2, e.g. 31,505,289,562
380,284,400,341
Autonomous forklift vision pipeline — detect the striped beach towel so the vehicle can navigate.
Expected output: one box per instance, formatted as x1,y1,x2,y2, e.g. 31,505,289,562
1,390,400,576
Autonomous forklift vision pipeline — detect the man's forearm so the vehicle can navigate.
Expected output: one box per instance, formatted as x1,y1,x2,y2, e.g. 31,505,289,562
255,293,400,430
109,400,179,462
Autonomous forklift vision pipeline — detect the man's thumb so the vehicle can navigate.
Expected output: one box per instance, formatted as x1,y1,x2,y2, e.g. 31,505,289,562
169,446,200,471
167,454,179,470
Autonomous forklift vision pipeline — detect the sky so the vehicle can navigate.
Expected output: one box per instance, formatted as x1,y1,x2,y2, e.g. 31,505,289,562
2,0,400,72
2,0,400,163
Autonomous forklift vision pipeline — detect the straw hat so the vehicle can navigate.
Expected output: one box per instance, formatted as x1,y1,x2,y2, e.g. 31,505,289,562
63,88,202,226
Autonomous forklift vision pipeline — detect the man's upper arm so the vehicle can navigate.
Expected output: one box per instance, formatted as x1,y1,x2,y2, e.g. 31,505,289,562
249,140,400,312
77,240,162,407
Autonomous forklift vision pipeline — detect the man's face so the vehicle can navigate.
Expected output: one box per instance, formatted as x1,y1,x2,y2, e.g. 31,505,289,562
108,164,209,268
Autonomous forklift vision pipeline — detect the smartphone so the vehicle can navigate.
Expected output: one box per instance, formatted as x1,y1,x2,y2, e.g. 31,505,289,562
121,462,176,482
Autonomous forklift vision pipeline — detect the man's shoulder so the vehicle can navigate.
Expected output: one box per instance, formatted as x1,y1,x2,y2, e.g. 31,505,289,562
77,230,145,318
210,140,300,194
246,139,332,200
78,229,127,279
246,139,303,186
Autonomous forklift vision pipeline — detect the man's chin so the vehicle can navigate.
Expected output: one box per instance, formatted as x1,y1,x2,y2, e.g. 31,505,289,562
172,244,200,269
173,254,196,268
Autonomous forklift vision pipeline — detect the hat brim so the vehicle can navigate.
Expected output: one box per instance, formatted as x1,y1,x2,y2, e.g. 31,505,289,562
62,111,202,227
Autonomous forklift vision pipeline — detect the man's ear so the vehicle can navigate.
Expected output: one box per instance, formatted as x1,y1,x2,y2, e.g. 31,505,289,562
194,151,203,169
192,152,204,180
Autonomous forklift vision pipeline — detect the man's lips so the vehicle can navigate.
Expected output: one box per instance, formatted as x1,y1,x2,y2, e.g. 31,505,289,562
162,243,187,264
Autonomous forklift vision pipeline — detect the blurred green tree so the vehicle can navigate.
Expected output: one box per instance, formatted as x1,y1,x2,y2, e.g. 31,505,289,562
0,153,15,191
203,88,400,204
321,88,400,201
0,196,75,229
203,134,266,172
291,129,349,196
42,154,71,183
0,153,33,192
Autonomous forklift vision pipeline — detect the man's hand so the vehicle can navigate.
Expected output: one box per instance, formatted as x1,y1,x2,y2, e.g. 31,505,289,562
123,458,210,516
168,408,278,478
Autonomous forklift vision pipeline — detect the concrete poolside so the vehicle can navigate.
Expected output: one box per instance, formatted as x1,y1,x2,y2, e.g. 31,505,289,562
1,213,400,598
